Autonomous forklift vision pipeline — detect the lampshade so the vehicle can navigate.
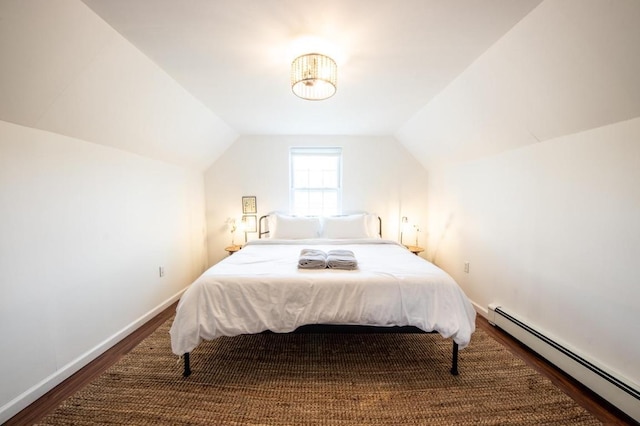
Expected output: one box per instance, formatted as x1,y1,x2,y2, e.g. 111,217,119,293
291,53,337,100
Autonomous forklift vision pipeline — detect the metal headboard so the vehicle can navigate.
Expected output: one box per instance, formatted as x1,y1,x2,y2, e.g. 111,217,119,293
258,215,382,239
258,215,270,239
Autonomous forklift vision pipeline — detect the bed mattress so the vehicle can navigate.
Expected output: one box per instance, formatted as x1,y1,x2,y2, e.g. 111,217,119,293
170,239,476,355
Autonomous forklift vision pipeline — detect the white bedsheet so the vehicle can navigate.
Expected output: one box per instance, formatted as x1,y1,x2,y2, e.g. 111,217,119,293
170,239,476,355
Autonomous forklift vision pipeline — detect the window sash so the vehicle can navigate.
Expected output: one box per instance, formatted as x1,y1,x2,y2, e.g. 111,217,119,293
290,147,342,216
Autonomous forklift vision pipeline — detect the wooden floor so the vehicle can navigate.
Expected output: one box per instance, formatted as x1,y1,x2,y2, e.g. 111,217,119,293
6,305,637,425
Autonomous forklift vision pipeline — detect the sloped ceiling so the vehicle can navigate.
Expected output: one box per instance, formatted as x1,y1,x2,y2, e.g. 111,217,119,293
0,0,237,170
396,0,640,169
77,0,542,137
2,1,638,171
0,0,542,169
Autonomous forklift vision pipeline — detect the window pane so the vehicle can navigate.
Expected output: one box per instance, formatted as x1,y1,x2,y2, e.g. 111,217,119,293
290,148,341,215
293,168,309,187
292,156,339,189
291,190,308,215
321,191,338,215
291,190,338,216
307,169,322,187
308,191,324,215
322,169,337,187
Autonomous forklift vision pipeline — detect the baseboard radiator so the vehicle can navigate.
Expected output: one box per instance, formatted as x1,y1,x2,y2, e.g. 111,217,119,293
487,304,640,423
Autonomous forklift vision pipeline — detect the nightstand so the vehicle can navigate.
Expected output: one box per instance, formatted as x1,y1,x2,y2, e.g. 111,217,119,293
405,245,424,255
225,245,242,255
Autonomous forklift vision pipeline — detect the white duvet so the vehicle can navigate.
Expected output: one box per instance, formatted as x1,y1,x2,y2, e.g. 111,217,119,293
170,239,476,355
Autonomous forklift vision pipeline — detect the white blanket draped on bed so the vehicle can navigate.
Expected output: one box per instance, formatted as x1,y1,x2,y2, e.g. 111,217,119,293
170,239,476,356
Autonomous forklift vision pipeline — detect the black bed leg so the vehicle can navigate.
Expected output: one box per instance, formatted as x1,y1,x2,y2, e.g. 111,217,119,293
450,342,459,376
183,353,192,377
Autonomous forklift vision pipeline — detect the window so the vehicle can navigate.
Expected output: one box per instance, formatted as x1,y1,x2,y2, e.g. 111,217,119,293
290,147,342,216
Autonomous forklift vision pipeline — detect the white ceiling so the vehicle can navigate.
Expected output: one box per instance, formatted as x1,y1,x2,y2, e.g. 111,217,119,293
3,1,638,171
79,0,542,136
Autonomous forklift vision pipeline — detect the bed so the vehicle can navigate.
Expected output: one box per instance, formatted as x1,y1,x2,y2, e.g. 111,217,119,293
170,213,476,377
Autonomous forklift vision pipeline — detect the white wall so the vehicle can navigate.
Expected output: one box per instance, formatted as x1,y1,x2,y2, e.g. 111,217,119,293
0,3,225,420
0,121,207,421
203,135,428,265
395,0,640,402
425,117,640,387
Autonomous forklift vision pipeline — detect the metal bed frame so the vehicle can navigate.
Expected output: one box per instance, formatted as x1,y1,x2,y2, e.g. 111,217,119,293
181,214,460,377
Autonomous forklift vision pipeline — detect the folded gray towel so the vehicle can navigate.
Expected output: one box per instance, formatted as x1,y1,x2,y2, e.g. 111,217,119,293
298,248,327,269
327,249,358,270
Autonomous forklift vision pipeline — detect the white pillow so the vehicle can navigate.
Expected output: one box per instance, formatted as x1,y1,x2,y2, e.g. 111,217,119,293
270,214,320,239
321,215,370,239
265,214,277,238
365,214,381,238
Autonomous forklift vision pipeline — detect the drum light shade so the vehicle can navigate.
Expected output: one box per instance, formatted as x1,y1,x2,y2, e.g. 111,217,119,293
291,53,337,100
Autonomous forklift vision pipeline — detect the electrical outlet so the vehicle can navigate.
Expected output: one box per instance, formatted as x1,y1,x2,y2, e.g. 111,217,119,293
464,261,470,273
159,266,165,277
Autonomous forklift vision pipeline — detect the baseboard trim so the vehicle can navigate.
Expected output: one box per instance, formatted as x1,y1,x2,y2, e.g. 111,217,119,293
0,289,185,424
488,304,640,423
471,300,488,319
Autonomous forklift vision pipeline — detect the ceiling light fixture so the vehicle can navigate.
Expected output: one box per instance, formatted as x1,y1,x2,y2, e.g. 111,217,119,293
291,53,337,100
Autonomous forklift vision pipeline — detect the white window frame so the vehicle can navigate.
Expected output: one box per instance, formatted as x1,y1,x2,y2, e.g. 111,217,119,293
289,147,342,216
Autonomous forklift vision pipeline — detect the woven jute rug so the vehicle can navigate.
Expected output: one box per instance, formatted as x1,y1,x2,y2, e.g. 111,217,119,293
37,318,600,425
